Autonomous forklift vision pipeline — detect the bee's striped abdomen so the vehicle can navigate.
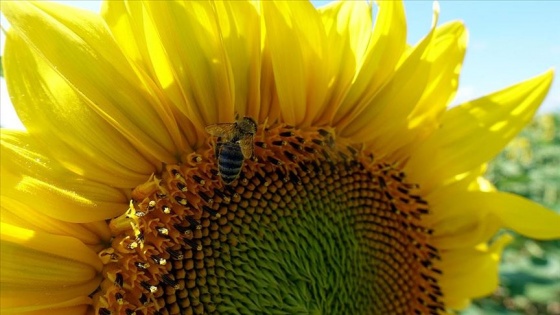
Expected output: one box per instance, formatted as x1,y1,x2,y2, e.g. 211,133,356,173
218,142,244,184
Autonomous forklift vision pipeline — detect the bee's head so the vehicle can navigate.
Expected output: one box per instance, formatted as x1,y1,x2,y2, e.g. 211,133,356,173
238,117,257,135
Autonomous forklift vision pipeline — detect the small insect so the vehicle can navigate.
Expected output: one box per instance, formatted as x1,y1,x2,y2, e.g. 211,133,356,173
205,117,257,184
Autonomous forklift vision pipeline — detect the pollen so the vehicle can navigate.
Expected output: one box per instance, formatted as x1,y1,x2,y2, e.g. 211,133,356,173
94,124,444,315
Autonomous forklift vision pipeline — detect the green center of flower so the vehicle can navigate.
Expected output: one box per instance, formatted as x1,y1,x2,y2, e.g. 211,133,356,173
94,124,444,315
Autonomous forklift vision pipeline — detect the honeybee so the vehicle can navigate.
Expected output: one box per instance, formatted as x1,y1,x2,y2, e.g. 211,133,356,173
205,117,257,184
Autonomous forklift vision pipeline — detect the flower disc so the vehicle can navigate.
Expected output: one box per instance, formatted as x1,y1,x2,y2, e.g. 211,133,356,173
95,124,442,315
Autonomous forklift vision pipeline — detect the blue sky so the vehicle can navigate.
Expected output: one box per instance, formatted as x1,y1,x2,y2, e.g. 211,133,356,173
404,1,560,112
1,1,559,129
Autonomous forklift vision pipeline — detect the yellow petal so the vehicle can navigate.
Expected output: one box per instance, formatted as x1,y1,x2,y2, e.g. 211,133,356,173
2,304,89,315
103,1,198,154
439,234,512,309
340,3,441,144
407,70,555,192
142,1,235,128
392,21,467,162
0,223,100,313
332,1,406,127
433,163,491,194
409,21,467,130
315,1,373,125
102,1,223,152
214,1,262,120
101,1,200,152
427,190,501,250
490,192,560,239
1,197,110,250
101,1,147,72
262,1,329,127
3,31,155,187
428,187,559,251
1,130,128,222
257,44,282,125
2,1,182,166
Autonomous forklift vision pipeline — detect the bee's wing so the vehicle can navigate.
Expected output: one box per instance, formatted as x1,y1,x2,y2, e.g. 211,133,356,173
239,136,254,159
205,123,236,142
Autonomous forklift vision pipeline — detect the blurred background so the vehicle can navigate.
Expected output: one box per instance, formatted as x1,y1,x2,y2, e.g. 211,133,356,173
1,1,559,314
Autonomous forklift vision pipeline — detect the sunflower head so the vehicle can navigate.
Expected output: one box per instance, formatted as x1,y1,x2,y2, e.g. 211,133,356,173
1,1,559,315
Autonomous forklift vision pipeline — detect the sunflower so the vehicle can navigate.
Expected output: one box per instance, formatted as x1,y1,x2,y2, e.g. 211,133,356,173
1,1,559,314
